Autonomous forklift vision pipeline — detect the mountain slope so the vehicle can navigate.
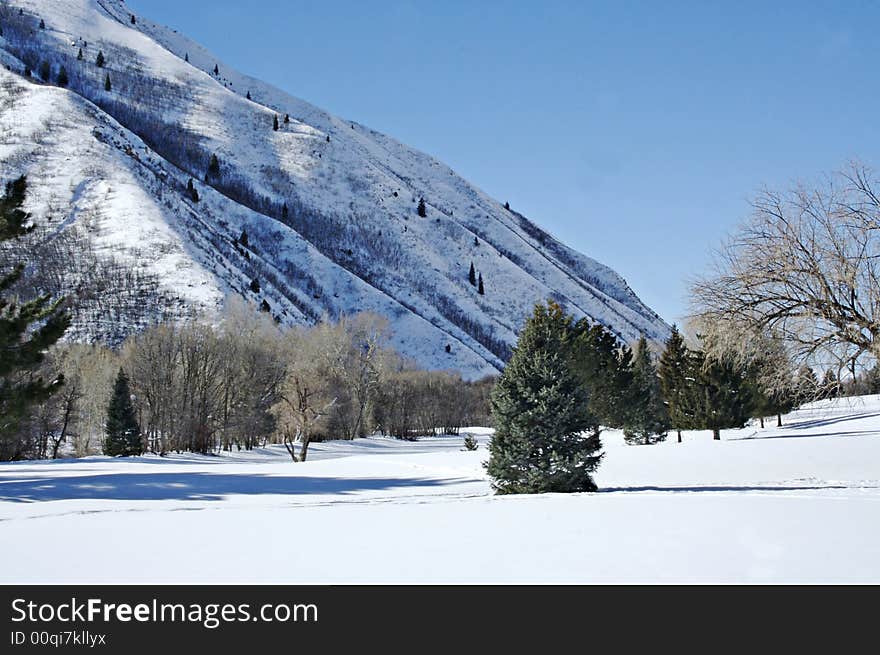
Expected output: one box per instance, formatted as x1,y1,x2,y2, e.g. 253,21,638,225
0,0,669,377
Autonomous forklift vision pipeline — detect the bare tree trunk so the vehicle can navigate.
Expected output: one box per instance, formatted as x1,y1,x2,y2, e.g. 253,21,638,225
677,430,682,443
759,416,764,428
777,414,783,427
713,428,721,441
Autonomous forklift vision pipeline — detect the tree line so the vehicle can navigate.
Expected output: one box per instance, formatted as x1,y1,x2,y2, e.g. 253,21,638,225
484,298,873,494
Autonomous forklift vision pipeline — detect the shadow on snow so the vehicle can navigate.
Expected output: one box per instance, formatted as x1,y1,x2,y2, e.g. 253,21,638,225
0,472,467,503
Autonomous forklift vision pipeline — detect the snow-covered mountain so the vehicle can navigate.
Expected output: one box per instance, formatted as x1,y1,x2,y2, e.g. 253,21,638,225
0,0,669,377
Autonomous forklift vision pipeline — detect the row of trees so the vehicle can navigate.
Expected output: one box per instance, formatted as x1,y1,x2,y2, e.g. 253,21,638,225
1,293,494,461
485,299,857,493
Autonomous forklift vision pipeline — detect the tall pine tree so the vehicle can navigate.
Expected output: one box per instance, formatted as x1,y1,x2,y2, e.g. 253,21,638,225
623,336,669,445
0,177,70,459
468,262,476,286
682,347,755,440
103,368,141,457
658,324,691,442
570,322,632,429
486,301,602,494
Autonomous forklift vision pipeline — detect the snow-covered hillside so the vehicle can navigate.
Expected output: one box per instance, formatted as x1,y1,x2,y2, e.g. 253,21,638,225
0,0,669,376
2,396,879,583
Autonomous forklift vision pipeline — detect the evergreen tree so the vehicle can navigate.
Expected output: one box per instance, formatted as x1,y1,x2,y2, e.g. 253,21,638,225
246,90,252,100
56,66,68,87
260,299,271,313
473,236,479,247
468,262,476,286
238,229,249,248
486,301,601,494
0,177,70,456
208,153,220,177
214,64,219,75
104,72,111,92
795,366,819,404
478,273,485,295
273,115,279,131
682,348,755,440
103,368,141,457
658,324,690,442
417,197,427,217
186,178,199,202
284,114,290,124
38,60,50,82
504,201,510,210
821,369,841,399
570,322,633,429
131,14,136,25
281,203,289,221
77,47,84,61
623,337,669,445
185,53,189,62
742,336,797,427
95,50,105,67
249,278,261,294
39,19,45,29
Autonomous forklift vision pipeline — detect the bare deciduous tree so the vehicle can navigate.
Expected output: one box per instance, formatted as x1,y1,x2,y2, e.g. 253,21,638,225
691,162,880,374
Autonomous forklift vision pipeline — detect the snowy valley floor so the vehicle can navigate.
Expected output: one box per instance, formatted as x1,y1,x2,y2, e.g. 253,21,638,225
2,396,880,584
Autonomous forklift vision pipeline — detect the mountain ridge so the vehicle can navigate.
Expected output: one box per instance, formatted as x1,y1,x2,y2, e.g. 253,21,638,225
0,0,669,377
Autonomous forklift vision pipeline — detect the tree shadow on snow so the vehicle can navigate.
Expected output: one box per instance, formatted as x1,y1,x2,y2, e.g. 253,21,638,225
0,472,469,503
785,412,880,431
598,484,855,494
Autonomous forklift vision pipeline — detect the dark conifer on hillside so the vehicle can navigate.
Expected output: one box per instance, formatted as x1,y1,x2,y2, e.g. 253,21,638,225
281,204,289,221
103,368,141,457
417,198,427,217
208,153,220,177
284,114,290,124
96,50,105,67
186,178,199,202
250,278,261,294
131,14,136,25
239,229,249,248
57,66,68,87
0,176,70,457
213,63,219,75
477,273,485,295
468,262,476,286
77,47,84,61
486,301,601,494
246,90,252,100
273,115,279,131
260,299,271,313
658,324,691,442
104,73,111,91
38,60,50,81
623,336,669,445
39,19,45,29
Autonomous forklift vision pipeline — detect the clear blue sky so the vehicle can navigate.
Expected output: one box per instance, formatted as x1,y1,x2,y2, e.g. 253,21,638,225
127,0,880,325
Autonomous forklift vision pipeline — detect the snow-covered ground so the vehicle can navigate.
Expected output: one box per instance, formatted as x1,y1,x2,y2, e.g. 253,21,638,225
2,396,879,584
